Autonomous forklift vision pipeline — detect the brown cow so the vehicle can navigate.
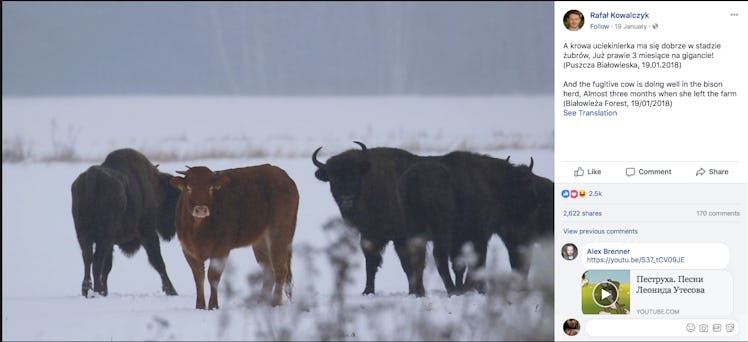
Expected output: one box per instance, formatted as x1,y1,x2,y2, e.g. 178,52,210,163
169,164,298,309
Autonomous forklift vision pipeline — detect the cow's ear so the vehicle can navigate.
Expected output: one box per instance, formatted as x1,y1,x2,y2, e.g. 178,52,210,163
315,168,329,182
169,176,186,191
213,175,231,190
360,160,371,174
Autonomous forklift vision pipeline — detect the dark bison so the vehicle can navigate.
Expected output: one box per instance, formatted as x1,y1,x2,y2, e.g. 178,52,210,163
395,160,458,295
170,164,298,309
71,148,180,297
397,152,553,296
489,156,553,271
313,142,431,295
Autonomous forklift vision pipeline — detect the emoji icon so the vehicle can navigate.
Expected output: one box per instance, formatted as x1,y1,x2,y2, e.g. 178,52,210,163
571,190,578,198
562,190,570,198
579,190,587,198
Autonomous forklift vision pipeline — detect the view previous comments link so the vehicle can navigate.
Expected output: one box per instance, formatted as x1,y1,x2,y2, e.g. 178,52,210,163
561,41,739,117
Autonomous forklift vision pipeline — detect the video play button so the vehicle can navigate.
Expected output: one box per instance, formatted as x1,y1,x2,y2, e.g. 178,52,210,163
592,280,619,308
601,288,612,299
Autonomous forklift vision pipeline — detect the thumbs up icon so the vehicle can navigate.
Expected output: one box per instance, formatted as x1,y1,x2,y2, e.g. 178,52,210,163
574,167,584,177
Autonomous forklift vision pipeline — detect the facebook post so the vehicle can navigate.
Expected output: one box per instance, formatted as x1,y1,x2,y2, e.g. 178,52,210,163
556,2,747,340
3,2,745,341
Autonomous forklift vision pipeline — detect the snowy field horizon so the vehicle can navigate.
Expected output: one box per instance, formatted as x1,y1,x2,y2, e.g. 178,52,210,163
3,96,555,340
2,95,552,163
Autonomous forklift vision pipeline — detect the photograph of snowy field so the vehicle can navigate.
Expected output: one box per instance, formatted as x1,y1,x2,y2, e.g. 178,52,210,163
3,96,554,340
4,2,555,340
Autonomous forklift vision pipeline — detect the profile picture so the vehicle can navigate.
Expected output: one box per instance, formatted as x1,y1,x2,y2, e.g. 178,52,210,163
563,318,581,336
563,10,584,31
561,243,578,260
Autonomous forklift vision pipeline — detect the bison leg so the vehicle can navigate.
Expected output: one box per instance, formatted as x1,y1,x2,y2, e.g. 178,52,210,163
395,238,426,297
142,235,177,296
450,246,468,294
207,257,226,310
80,239,93,297
360,237,387,295
506,244,530,276
464,238,489,294
92,242,113,296
101,251,113,296
431,235,456,296
183,251,206,309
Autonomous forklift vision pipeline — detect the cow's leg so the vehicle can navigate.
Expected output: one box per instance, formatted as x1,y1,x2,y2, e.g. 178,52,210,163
252,236,274,303
183,251,206,309
92,242,113,296
207,257,227,310
269,231,293,307
79,237,93,297
393,238,425,297
142,234,178,296
464,238,489,294
361,237,387,295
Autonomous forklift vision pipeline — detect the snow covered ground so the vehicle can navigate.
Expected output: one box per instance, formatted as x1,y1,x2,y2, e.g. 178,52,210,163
2,96,554,340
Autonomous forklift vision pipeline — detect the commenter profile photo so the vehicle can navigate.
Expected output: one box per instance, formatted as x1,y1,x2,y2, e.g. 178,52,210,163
564,319,581,336
564,9,584,31
562,243,578,260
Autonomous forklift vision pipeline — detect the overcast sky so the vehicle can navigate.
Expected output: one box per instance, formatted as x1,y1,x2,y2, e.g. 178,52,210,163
3,2,553,96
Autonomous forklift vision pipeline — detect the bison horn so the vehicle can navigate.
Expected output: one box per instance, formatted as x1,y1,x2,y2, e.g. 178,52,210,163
312,147,326,168
529,157,534,171
354,141,368,152
176,165,191,175
505,156,511,163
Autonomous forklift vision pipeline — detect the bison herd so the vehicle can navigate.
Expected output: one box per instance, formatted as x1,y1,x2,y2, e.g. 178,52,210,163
72,144,552,309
